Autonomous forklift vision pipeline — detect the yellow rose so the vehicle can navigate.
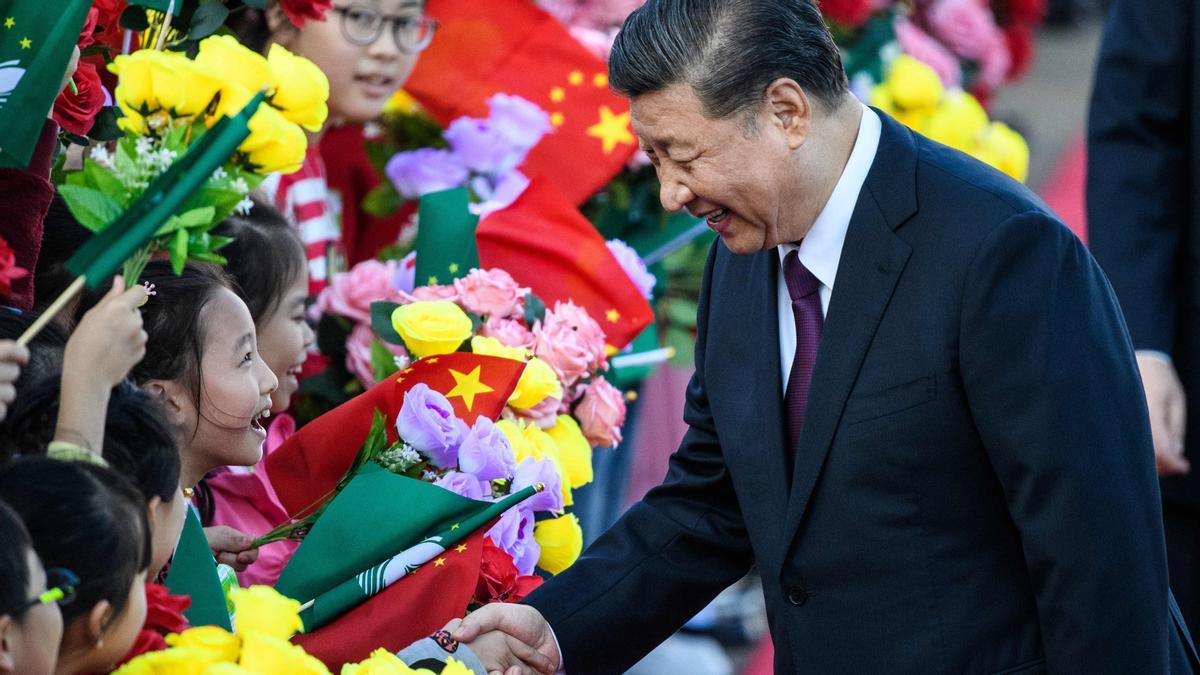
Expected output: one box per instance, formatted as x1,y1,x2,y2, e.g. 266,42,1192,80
545,415,593,489
195,35,273,119
887,55,943,112
496,419,532,459
110,49,220,127
534,514,583,575
523,423,572,507
204,665,255,675
392,301,473,358
240,633,331,675
470,335,527,362
165,626,241,662
923,89,988,154
509,357,563,410
440,658,474,675
267,43,330,132
111,647,222,675
867,83,895,117
238,103,308,175
975,121,1030,183
341,648,416,675
229,585,304,640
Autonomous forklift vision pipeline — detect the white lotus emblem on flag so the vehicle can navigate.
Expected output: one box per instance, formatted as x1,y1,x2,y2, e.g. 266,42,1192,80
355,536,446,597
0,60,26,108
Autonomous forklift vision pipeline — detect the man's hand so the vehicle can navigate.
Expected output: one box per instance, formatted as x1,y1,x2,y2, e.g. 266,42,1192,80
204,526,260,572
1138,353,1189,476
446,604,560,675
463,628,556,675
0,340,30,422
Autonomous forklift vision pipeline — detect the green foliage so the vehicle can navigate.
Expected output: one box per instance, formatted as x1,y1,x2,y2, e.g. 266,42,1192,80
370,302,405,346
56,184,124,232
523,293,546,328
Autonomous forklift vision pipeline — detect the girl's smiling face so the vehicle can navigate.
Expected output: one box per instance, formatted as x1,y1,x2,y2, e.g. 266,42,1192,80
254,268,313,413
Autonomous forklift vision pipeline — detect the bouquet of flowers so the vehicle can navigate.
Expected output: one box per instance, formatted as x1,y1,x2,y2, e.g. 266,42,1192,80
57,34,328,284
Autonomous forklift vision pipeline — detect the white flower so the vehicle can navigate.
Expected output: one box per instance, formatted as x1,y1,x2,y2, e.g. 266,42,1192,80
231,176,250,194
89,146,114,169
212,166,228,180
234,196,254,215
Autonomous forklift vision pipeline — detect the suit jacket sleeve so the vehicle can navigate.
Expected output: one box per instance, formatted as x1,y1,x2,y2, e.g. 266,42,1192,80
1086,0,1193,354
524,242,755,674
960,211,1171,671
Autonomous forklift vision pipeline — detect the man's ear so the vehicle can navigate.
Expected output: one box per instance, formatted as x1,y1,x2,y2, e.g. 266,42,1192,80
0,615,15,673
764,78,812,150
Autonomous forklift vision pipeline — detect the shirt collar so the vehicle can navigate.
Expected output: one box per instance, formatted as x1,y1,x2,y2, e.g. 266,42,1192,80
777,104,881,290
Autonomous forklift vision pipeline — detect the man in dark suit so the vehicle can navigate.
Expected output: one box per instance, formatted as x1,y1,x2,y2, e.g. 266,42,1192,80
451,0,1197,671
1087,0,1200,647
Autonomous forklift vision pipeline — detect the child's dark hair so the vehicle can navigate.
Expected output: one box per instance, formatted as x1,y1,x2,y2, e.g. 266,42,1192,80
211,200,306,322
0,498,33,618
0,458,150,625
0,379,181,504
34,192,91,316
0,310,68,396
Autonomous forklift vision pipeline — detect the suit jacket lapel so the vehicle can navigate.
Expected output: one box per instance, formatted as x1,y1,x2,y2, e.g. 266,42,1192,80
780,112,919,558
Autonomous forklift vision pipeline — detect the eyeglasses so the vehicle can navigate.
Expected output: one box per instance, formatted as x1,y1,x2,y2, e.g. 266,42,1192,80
332,5,438,54
8,567,78,616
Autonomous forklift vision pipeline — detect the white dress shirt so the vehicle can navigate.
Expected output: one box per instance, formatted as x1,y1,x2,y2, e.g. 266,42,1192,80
777,105,881,393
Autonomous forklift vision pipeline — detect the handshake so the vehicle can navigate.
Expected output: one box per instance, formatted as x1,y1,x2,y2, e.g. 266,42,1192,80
445,603,562,675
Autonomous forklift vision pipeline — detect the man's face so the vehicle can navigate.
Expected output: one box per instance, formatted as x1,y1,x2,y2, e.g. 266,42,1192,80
632,84,792,254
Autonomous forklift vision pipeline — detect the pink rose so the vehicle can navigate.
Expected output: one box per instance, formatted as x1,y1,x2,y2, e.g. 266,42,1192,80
480,316,535,349
533,301,608,387
400,284,460,304
513,393,562,429
573,379,626,447
453,268,528,319
346,322,410,388
313,259,403,324
894,18,962,89
925,0,1011,89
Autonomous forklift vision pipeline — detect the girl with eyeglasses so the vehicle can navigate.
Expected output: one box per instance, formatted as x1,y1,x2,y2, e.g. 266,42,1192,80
228,0,437,293
0,499,65,675
0,459,152,675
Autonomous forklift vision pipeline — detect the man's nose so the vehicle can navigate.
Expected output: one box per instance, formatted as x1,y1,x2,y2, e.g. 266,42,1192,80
659,175,694,213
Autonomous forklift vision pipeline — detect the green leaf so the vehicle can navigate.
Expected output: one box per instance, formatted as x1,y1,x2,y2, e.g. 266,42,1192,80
80,160,128,206
315,314,350,363
188,1,229,39
87,107,124,142
208,235,235,252
187,252,227,265
523,293,547,328
370,302,405,345
363,141,395,175
156,206,216,236
243,0,266,7
370,339,401,382
56,184,124,232
170,229,189,275
119,5,151,31
362,182,403,217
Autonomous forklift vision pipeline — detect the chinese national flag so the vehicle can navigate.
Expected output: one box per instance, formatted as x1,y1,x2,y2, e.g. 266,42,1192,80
266,353,526,517
476,178,654,351
404,0,637,205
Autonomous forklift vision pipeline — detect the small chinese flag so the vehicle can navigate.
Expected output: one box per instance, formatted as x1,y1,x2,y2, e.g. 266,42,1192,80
266,353,526,517
404,0,638,205
476,178,654,350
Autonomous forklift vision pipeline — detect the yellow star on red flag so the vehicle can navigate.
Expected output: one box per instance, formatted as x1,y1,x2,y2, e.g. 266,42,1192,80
446,366,495,411
587,106,635,154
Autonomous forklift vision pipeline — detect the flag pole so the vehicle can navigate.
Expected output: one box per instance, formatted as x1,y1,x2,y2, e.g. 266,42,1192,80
17,276,86,346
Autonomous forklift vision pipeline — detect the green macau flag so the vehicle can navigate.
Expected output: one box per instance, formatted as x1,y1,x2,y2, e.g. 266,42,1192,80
0,0,92,168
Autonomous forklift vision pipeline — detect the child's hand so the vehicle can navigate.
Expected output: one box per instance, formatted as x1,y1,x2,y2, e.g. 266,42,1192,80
0,340,30,422
204,526,260,572
67,275,148,388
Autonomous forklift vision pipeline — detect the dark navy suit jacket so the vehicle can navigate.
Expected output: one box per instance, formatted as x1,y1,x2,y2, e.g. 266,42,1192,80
527,112,1198,673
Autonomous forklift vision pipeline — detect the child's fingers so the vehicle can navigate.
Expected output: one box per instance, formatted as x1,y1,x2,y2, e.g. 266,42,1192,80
0,341,29,365
119,283,150,310
106,275,125,299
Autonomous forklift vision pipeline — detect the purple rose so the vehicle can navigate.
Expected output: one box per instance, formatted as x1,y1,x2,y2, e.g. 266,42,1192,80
606,239,656,300
392,252,416,295
486,505,540,575
396,383,468,469
385,148,469,199
434,470,490,501
486,93,552,152
512,457,563,513
458,417,517,481
444,117,519,174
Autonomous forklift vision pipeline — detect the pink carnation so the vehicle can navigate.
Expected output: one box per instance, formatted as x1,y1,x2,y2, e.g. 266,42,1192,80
480,316,535,349
453,268,529,319
894,18,962,89
346,322,410,388
400,284,460,304
513,393,563,430
574,379,626,447
926,0,1011,89
313,259,403,324
533,301,608,387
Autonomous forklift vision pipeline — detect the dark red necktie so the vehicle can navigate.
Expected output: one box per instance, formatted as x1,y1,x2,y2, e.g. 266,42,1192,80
783,250,824,452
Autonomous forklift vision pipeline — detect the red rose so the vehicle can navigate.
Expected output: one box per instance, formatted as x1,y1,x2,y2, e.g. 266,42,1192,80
819,0,874,28
1003,25,1035,80
0,235,28,299
142,582,191,635
474,538,543,604
280,0,334,27
78,8,99,49
52,60,106,136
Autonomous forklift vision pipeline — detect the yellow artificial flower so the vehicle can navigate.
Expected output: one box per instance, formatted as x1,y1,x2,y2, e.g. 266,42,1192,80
534,513,583,574
267,43,330,132
204,665,255,675
470,335,527,362
385,89,422,115
923,89,988,154
496,419,532,458
239,103,308,175
440,658,474,675
496,419,571,506
240,633,332,675
111,647,223,675
392,301,474,358
109,49,220,131
509,358,563,410
195,35,273,119
887,55,943,112
975,121,1030,183
341,648,416,675
165,626,241,662
545,415,593,489
229,585,304,640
